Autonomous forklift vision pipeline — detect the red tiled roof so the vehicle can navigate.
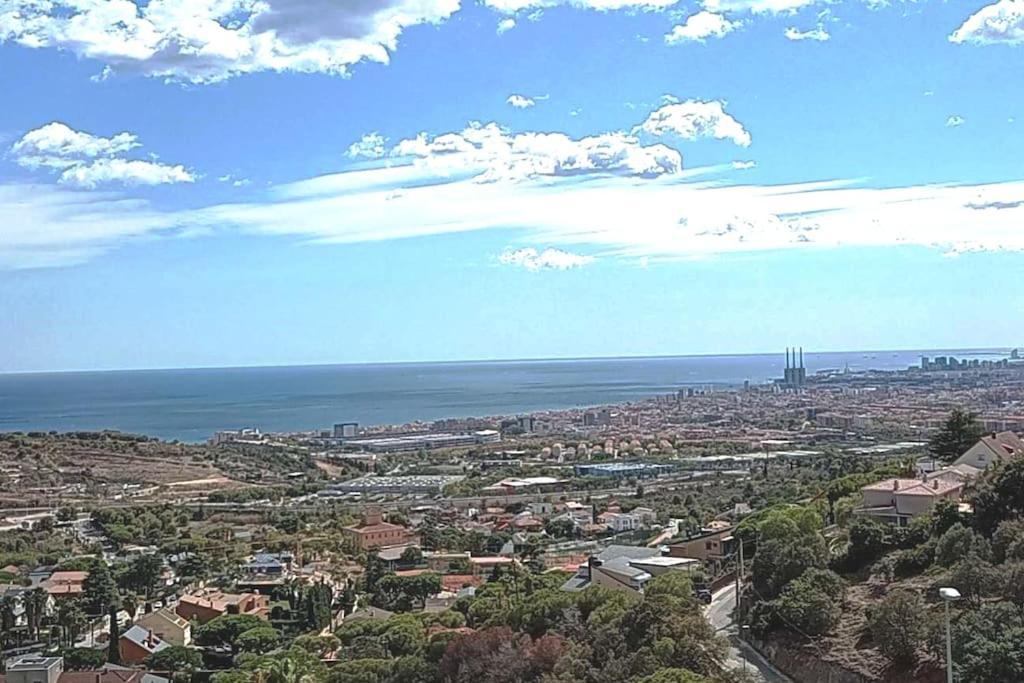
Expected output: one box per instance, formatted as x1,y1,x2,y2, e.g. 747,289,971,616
441,575,485,592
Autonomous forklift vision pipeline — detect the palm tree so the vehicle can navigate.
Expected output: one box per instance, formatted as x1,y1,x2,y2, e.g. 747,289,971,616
24,588,47,642
0,595,15,651
57,599,86,648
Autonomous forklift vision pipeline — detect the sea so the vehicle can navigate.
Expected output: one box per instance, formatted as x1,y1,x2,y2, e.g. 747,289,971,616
0,349,1009,443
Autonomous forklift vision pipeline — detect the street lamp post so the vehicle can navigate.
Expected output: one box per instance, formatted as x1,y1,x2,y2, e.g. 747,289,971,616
939,587,962,683
739,624,751,673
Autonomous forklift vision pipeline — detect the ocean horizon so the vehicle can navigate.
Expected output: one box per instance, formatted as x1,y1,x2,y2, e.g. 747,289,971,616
0,348,1008,443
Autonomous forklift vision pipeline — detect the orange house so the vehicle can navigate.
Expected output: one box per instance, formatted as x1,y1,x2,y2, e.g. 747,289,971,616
175,591,269,624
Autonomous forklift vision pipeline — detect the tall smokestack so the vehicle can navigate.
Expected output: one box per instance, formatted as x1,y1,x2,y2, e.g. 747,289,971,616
786,347,790,370
800,347,804,369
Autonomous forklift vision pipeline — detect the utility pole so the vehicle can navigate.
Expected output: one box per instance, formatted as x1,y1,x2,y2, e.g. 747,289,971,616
736,538,745,611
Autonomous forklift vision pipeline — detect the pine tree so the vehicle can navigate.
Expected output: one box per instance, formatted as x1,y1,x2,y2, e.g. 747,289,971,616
930,409,985,463
107,605,121,665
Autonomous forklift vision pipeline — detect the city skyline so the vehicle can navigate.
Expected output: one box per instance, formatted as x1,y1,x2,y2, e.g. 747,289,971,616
3,1,1024,371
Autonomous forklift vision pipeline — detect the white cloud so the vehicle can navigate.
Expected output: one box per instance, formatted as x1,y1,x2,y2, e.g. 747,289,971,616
496,17,516,33
731,160,756,169
950,0,1024,45
0,183,183,269
636,99,751,147
6,103,1024,271
507,94,536,108
57,158,194,189
11,122,139,169
784,25,829,41
665,11,741,43
482,0,679,12
347,132,388,159
390,121,683,181
0,0,461,83
180,171,1024,265
499,247,594,270
10,122,194,188
946,115,966,127
8,159,1024,270
701,0,820,14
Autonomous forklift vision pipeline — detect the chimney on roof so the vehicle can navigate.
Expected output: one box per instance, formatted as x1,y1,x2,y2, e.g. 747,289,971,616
893,480,900,491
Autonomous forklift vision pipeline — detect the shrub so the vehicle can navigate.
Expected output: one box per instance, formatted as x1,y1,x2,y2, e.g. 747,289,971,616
935,524,985,567
893,540,935,578
867,590,928,666
772,568,844,636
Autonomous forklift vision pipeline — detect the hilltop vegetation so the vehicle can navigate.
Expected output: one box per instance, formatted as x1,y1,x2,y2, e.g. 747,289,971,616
742,455,1024,682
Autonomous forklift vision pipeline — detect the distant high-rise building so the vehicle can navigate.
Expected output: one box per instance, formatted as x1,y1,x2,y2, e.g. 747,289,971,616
333,422,358,438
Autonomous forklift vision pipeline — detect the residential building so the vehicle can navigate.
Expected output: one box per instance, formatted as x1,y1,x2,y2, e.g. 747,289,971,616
134,608,191,647
562,545,698,594
241,552,293,576
855,475,965,526
39,571,87,599
342,509,418,551
5,656,63,683
1,658,165,683
598,511,640,533
119,625,170,665
954,431,1024,470
665,525,736,565
175,591,269,624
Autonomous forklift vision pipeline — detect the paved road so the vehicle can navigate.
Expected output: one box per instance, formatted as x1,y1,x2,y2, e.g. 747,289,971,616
705,584,792,683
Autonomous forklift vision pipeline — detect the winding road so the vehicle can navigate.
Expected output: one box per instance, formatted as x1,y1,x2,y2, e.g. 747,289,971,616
705,584,792,683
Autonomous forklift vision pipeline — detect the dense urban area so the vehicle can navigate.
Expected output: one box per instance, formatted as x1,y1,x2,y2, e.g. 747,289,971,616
4,352,1024,683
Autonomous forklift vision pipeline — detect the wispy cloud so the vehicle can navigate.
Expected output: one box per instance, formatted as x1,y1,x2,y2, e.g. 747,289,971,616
784,26,830,41
506,94,536,109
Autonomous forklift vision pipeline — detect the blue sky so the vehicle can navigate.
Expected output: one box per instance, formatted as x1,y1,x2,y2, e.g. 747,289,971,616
2,0,1024,372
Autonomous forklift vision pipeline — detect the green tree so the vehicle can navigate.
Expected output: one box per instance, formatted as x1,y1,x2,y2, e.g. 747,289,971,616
867,590,928,666
195,613,266,653
929,409,984,463
223,647,328,683
147,645,203,675
948,602,1024,683
236,625,280,654
843,517,890,570
935,524,984,567
752,535,828,599
771,568,843,636
399,547,423,567
62,647,106,670
120,554,164,597
635,670,709,683
107,605,121,665
82,563,119,615
973,459,1024,536
946,555,999,606
326,658,391,683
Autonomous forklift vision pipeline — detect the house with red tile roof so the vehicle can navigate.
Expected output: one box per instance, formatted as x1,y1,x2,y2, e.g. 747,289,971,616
342,508,418,551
